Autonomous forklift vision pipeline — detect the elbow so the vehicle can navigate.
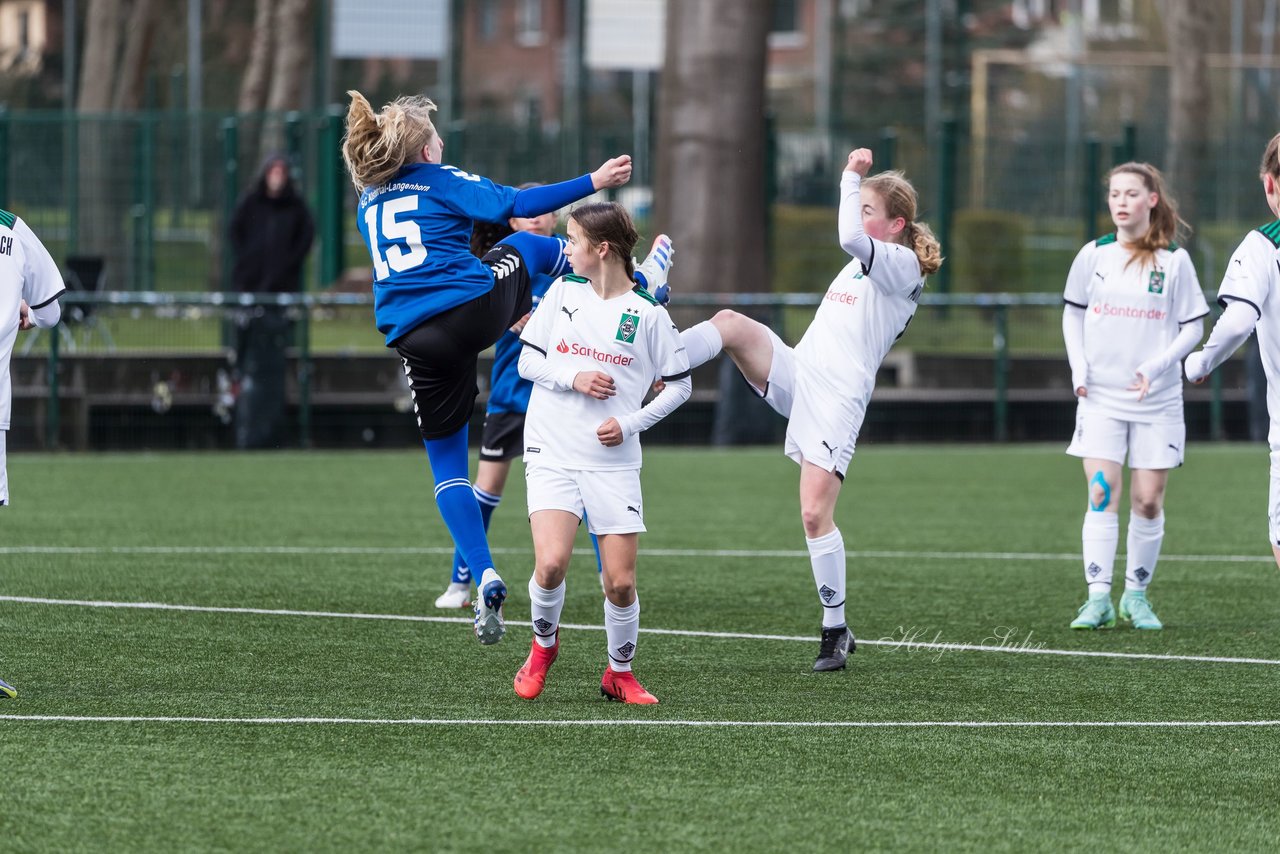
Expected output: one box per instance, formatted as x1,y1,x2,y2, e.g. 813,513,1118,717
34,305,61,328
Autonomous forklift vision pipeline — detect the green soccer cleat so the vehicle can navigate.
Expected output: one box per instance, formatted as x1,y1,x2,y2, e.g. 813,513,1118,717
0,677,16,699
1119,590,1163,630
1070,592,1116,630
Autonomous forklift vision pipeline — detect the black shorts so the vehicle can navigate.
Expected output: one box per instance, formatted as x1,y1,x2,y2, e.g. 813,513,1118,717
479,410,527,462
394,244,533,440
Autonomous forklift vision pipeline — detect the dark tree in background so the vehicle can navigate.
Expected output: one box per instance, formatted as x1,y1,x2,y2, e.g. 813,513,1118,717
653,0,772,296
1163,0,1212,241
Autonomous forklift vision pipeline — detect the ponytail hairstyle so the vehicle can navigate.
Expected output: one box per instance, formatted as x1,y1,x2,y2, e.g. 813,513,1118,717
567,202,638,279
1108,162,1189,271
342,90,438,192
862,170,943,276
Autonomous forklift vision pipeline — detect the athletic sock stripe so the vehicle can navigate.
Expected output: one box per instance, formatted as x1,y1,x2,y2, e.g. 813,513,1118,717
473,488,502,506
434,478,472,497
821,599,846,609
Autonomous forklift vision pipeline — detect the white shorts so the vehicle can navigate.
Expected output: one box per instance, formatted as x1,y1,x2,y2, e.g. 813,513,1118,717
0,431,7,506
747,328,862,478
1066,407,1184,470
526,464,646,535
1268,451,1280,547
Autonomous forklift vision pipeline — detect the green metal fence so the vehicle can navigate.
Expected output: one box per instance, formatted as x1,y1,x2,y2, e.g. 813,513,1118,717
6,291,1252,452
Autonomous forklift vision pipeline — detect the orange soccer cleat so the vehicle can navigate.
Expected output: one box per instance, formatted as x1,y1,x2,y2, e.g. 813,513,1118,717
600,667,659,705
513,634,559,700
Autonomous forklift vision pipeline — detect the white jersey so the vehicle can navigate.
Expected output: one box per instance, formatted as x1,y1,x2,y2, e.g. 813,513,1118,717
1217,223,1280,446
1063,235,1208,422
794,249,924,406
520,274,689,471
0,212,65,431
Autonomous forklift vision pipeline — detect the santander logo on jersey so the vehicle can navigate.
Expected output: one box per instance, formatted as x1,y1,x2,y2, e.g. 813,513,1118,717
1091,301,1166,321
556,339,634,366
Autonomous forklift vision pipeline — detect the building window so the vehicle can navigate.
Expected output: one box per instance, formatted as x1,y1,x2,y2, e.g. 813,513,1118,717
769,0,805,49
516,0,544,46
478,0,500,43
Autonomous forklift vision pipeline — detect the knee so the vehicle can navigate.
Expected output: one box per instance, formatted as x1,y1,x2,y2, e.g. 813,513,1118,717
604,578,635,604
1131,495,1162,519
534,553,571,584
711,310,748,343
1088,472,1115,511
800,506,832,539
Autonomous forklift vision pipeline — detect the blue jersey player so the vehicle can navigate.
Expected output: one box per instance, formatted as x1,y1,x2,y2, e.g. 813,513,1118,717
343,90,633,645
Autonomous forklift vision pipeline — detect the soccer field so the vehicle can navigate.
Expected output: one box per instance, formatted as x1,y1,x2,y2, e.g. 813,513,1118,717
1,445,1277,851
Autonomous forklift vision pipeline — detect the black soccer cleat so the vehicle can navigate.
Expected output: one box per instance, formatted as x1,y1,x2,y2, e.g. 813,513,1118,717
812,625,855,672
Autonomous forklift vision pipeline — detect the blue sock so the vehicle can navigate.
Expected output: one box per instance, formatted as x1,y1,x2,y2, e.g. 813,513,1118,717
423,427,495,580
451,487,501,584
583,512,604,575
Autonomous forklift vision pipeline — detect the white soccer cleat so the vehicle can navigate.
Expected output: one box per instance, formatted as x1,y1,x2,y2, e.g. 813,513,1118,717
434,582,472,610
634,234,673,305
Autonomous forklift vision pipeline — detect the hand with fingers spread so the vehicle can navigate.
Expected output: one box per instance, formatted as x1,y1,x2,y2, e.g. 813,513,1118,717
1127,371,1151,401
591,155,633,190
573,370,616,400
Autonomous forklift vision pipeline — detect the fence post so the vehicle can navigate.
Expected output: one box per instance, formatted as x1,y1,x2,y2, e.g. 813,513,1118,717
1082,136,1101,244
936,116,957,296
993,301,1009,442
0,107,9,209
318,106,346,289
298,296,312,449
169,67,186,227
220,116,239,292
877,126,896,173
46,318,60,449
135,113,156,290
67,113,79,254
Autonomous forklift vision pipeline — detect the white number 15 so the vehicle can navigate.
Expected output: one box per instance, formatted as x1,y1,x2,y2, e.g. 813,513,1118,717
364,196,428,280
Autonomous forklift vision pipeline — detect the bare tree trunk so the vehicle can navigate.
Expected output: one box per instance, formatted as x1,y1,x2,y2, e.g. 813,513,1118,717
266,0,312,113
77,0,129,285
654,0,771,295
1164,0,1212,239
112,0,158,110
78,0,124,111
237,0,275,114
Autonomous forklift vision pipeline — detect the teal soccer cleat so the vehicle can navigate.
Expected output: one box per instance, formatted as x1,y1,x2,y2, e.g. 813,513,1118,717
1119,590,1163,630
1070,592,1116,630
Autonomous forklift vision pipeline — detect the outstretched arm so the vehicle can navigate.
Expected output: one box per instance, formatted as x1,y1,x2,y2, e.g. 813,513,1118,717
1185,300,1257,382
511,156,633,218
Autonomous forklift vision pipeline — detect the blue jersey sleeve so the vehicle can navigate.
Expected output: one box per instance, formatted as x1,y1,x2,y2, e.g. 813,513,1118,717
497,232,570,280
511,175,596,218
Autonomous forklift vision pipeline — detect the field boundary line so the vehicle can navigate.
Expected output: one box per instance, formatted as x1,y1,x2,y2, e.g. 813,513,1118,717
4,594,1279,667
2,714,1278,729
0,545,1273,564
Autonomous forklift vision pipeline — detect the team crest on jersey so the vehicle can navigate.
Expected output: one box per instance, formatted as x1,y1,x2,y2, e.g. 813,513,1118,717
1148,270,1165,294
615,311,640,344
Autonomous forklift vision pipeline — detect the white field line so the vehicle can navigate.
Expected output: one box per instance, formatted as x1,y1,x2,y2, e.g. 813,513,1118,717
1,714,1277,729
0,544,1273,563
3,594,1279,667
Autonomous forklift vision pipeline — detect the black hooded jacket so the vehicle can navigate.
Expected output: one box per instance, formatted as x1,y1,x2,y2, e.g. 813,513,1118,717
229,155,316,293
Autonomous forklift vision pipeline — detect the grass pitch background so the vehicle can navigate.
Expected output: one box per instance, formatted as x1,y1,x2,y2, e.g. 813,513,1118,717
1,445,1278,852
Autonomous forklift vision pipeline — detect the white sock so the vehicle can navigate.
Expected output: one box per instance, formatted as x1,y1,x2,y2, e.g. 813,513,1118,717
1125,512,1164,592
604,597,639,672
807,528,846,628
1082,511,1118,595
528,577,565,648
681,321,723,369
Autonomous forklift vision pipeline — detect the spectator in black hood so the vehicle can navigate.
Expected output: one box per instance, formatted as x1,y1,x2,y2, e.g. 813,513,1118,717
226,155,315,448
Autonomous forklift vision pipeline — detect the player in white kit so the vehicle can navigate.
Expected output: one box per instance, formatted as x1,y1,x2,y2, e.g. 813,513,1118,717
1185,132,1280,570
1062,163,1208,631
678,148,942,672
1,207,65,700
513,202,691,704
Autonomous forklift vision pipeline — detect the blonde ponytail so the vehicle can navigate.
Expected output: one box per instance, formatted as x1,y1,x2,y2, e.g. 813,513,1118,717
341,90,439,192
863,170,944,277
